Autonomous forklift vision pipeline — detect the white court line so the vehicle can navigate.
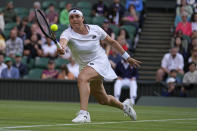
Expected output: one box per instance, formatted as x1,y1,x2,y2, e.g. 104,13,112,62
1,118,197,129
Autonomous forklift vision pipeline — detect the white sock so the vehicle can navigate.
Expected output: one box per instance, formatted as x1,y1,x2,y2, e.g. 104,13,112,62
79,110,87,114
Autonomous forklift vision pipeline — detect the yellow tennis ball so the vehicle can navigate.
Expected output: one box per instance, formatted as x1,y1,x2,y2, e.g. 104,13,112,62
50,24,58,31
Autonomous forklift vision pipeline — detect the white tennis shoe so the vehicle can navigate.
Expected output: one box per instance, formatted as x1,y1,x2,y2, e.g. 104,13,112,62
72,110,91,123
123,99,137,121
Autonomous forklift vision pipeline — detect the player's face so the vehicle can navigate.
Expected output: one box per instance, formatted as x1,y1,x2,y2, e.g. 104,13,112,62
69,14,84,28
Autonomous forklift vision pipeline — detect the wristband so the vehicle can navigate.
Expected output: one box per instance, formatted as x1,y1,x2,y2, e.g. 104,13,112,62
122,52,130,60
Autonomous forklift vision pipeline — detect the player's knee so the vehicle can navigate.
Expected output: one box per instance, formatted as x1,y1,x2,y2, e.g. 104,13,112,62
98,97,109,105
78,74,88,84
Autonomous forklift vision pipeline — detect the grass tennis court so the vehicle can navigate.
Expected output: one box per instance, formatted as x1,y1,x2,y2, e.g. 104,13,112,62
0,100,197,131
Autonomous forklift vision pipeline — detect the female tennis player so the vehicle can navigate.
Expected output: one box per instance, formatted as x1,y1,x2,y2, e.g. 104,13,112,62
57,8,141,123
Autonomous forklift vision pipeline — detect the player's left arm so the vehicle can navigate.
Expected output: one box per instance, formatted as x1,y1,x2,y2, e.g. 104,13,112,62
102,35,142,68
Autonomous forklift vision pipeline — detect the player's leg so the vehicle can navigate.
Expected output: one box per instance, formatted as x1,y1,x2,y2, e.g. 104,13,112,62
72,66,102,123
90,80,137,120
77,66,102,110
90,79,123,109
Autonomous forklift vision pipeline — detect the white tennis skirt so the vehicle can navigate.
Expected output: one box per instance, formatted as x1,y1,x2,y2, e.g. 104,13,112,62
79,55,117,81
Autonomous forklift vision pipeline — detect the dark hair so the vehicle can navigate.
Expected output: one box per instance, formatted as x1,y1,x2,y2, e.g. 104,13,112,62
117,28,130,39
188,62,196,67
128,4,135,11
61,64,69,75
0,52,5,57
191,12,197,22
170,69,177,73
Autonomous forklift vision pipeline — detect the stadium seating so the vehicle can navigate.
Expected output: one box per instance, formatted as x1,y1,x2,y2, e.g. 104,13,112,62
84,16,92,24
109,24,120,36
34,57,49,69
23,68,43,79
92,16,106,26
14,7,29,18
4,22,17,30
59,1,67,10
21,56,35,69
55,57,69,69
42,0,57,10
120,25,136,37
81,9,91,17
76,1,92,10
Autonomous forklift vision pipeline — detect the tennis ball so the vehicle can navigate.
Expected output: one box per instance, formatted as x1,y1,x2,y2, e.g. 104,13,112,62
50,24,58,32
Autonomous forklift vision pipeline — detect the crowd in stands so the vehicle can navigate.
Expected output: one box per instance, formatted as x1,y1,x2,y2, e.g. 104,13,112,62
0,0,144,81
156,0,197,97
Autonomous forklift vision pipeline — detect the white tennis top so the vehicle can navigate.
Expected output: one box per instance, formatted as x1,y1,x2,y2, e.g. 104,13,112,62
60,24,117,80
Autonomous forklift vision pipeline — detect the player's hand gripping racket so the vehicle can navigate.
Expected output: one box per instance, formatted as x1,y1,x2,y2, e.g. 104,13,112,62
34,9,62,49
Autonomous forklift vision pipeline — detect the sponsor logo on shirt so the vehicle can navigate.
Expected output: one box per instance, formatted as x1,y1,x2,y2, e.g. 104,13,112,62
92,35,96,39
90,63,94,65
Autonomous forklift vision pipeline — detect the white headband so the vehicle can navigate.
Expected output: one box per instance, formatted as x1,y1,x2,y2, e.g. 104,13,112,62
69,9,83,17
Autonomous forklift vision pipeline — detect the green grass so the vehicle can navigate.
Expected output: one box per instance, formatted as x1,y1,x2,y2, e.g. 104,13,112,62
0,100,197,131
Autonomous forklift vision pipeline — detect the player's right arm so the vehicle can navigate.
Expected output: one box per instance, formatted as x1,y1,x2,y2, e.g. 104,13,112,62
57,38,68,55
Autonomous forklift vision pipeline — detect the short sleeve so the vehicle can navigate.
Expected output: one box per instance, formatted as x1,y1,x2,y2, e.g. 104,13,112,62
96,25,107,40
60,29,71,41
161,54,168,68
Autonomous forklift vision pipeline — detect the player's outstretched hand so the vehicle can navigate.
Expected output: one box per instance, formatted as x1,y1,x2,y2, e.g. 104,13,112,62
127,57,142,68
57,47,65,55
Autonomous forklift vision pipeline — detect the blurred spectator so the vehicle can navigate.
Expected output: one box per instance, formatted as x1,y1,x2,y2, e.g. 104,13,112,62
1,57,19,78
114,59,138,105
117,35,129,51
91,0,108,17
0,53,7,78
101,19,115,56
67,57,79,79
163,69,181,96
59,3,72,25
13,53,27,78
0,12,5,31
176,0,193,17
28,1,41,23
46,4,58,24
57,64,75,80
0,29,6,53
41,60,59,79
6,29,23,58
122,4,139,28
181,62,197,96
108,48,122,69
156,47,184,82
171,36,188,59
17,17,31,40
188,47,197,66
174,6,191,27
175,12,192,37
117,28,132,49
125,0,143,12
24,34,43,59
191,12,197,32
42,38,57,58
25,24,42,45
2,1,17,23
108,0,125,25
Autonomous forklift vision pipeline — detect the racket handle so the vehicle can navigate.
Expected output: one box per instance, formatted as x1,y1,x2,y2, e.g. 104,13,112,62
56,41,62,49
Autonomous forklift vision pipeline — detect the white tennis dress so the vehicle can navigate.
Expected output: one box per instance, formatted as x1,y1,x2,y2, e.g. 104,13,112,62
60,24,117,81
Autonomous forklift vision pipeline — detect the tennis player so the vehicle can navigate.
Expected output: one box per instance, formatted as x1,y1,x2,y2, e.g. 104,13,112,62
57,8,141,123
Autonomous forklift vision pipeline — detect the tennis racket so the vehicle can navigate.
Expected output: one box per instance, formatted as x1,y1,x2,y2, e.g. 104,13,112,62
34,9,62,49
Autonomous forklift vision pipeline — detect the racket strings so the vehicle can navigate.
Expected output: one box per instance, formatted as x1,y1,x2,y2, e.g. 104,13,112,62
36,11,50,36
